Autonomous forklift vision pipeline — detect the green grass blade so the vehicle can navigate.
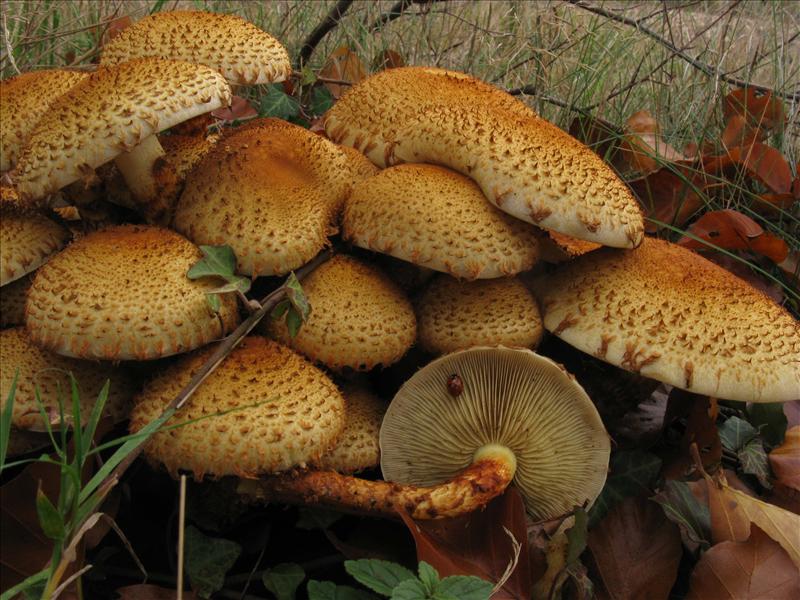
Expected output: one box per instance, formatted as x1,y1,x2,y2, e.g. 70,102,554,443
81,380,110,467
69,374,84,468
0,369,19,471
0,569,49,600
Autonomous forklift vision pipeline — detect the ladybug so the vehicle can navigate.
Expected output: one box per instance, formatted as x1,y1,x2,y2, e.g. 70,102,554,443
446,374,463,397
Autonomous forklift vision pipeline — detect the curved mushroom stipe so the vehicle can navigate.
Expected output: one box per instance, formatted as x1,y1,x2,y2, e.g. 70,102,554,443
238,450,516,520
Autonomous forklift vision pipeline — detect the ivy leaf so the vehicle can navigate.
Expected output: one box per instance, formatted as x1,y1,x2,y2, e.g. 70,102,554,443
739,437,772,488
285,307,304,338
652,480,711,553
205,294,220,313
263,563,305,600
271,299,291,320
345,559,416,596
566,507,588,565
299,65,318,86
747,403,788,446
260,83,300,120
417,562,439,595
588,450,662,526
285,272,311,321
36,485,64,540
435,576,493,600
206,278,251,296
307,580,377,600
309,86,335,116
719,416,759,452
185,526,242,599
187,245,237,280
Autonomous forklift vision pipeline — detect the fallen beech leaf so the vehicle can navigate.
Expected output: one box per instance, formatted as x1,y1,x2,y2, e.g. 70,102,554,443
663,395,721,480
620,110,689,175
101,15,133,47
652,480,711,554
723,88,786,133
320,46,367,99
702,143,792,194
678,209,789,264
211,95,258,124
770,426,800,492
777,251,799,289
720,114,764,149
116,584,198,599
588,496,681,600
628,165,704,230
784,402,800,429
526,514,566,584
399,487,532,600
372,49,405,70
686,525,800,600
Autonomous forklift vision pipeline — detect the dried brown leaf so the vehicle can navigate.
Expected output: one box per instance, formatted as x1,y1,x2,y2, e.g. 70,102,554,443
320,46,367,98
723,89,786,133
770,426,800,492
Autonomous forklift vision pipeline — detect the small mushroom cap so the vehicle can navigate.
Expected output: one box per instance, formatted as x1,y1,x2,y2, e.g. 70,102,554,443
1,327,134,431
100,11,291,85
534,237,800,402
380,346,610,520
174,119,351,277
13,58,231,202
344,164,540,279
25,224,240,361
266,255,416,371
321,384,384,473
1,69,88,172
417,275,543,355
159,133,218,182
1,206,70,286
325,66,644,248
1,274,33,327
129,336,346,479
538,229,602,263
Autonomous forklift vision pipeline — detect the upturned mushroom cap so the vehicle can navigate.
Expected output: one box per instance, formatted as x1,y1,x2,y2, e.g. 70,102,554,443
533,237,800,402
1,327,134,431
321,384,384,473
380,347,610,520
25,225,240,360
266,255,416,371
0,274,32,327
417,275,543,355
325,66,644,248
173,119,352,277
100,11,291,85
0,69,87,172
12,58,231,203
1,206,70,286
344,164,540,279
129,337,345,479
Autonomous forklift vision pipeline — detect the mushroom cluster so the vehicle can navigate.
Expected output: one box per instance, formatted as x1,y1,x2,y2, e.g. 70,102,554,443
2,9,798,547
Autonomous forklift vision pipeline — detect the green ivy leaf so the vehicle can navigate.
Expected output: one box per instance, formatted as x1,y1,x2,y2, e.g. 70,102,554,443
566,507,588,565
205,294,221,313
36,485,64,540
746,403,787,446
588,450,662,526
345,559,416,596
309,86,335,116
271,299,291,320
285,307,303,338
285,272,311,321
738,437,772,488
207,278,251,296
260,84,300,120
299,65,318,86
417,562,438,595
307,580,378,600
263,563,306,600
436,576,493,600
390,578,428,600
651,480,711,553
719,416,759,452
187,245,237,280
185,525,242,599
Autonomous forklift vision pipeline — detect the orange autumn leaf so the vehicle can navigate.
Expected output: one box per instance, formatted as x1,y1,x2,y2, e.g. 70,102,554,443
723,88,786,133
620,110,689,175
702,142,792,194
770,427,800,492
320,46,367,99
629,165,705,230
211,95,258,124
720,114,764,149
101,15,132,47
678,209,789,264
373,49,405,70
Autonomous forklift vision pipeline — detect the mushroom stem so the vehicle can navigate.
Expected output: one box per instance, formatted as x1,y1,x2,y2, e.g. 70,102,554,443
114,134,177,224
239,448,516,520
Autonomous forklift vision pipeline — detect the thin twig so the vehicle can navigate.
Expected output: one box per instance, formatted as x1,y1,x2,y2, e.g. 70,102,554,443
367,0,414,32
564,0,800,102
1,11,21,75
296,0,354,68
506,84,595,118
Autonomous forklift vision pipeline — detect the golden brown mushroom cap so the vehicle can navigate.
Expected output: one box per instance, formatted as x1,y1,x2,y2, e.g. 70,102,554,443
1,327,134,431
1,206,70,286
159,133,218,182
534,237,800,402
380,347,610,520
25,225,239,361
417,275,543,355
325,66,644,248
321,384,384,473
100,11,291,85
12,58,231,202
0,274,33,327
129,337,345,479
0,69,87,172
344,164,540,279
266,255,416,371
174,119,351,277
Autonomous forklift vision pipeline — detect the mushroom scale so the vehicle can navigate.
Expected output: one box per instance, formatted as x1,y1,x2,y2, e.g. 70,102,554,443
0,205,70,286
534,237,800,402
325,66,644,248
320,384,385,474
129,337,346,480
344,163,540,279
24,224,240,361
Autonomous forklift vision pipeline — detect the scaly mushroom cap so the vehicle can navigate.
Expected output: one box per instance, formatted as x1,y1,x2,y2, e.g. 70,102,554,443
344,164,540,279
534,237,800,402
417,275,543,355
380,347,610,520
321,384,384,473
159,133,218,182
1,205,70,286
129,336,346,479
25,225,239,360
100,11,291,85
325,66,644,248
12,58,231,202
340,145,381,184
1,327,134,431
538,229,602,263
266,255,416,371
0,69,87,172
1,274,33,327
174,119,351,277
